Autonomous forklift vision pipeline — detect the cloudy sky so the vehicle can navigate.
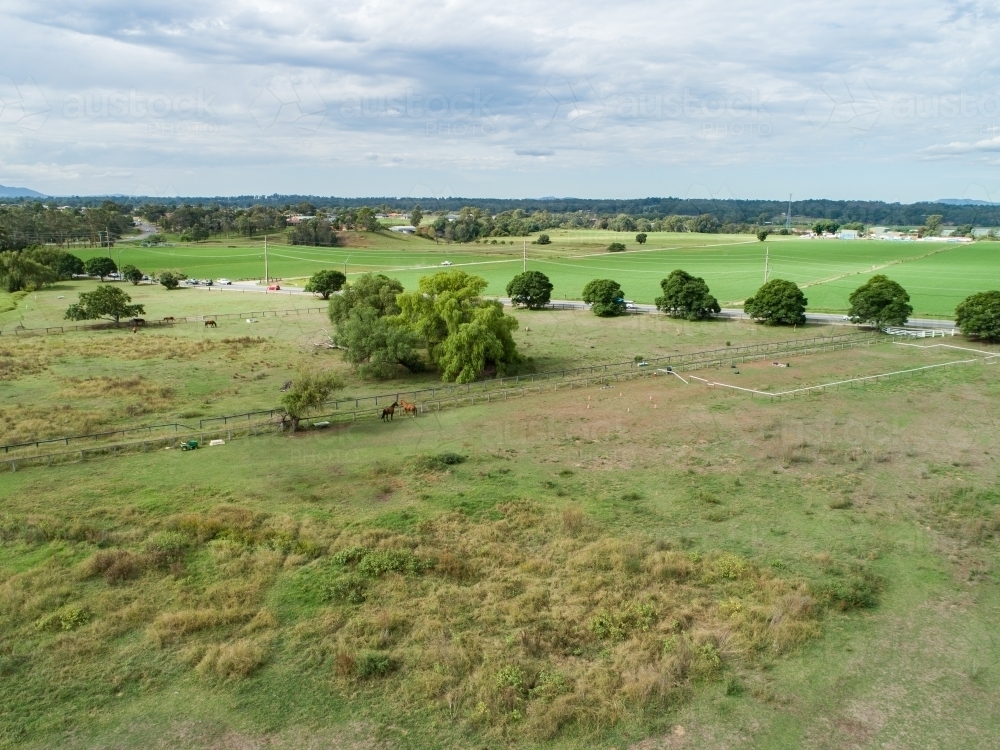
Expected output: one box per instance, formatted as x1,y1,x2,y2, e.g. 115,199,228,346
1,0,999,201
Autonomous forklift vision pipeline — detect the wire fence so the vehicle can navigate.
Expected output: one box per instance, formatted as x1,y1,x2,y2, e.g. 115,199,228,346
197,330,880,428
0,307,326,336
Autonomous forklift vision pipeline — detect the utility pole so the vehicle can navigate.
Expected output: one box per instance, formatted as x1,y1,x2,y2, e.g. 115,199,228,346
264,235,268,283
523,238,526,273
764,246,770,283
786,194,792,232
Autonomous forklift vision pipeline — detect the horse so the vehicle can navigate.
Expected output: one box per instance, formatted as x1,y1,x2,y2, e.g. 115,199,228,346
130,317,146,327
399,399,418,417
204,320,217,328
381,401,399,421
162,316,175,323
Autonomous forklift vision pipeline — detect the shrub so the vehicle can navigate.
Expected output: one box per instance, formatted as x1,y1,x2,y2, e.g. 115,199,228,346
418,452,466,470
536,234,551,245
35,604,91,632
607,242,626,252
589,602,657,640
812,571,881,610
196,638,268,680
355,651,396,678
327,574,368,603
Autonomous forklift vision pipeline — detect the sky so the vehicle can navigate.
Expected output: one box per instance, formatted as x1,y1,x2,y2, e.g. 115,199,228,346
1,0,1000,201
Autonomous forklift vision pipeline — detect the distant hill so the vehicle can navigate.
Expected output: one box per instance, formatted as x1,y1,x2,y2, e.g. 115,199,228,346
0,184,46,198
936,198,999,206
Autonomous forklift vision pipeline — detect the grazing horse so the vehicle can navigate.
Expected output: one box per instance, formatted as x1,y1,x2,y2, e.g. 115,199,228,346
399,399,418,417
131,318,146,327
204,320,217,328
381,401,399,422
162,316,175,323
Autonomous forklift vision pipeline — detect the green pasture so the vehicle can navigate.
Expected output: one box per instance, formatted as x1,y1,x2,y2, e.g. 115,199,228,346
1,346,999,748
79,230,998,317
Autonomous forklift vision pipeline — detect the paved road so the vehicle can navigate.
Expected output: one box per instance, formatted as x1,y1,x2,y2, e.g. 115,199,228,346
190,285,957,328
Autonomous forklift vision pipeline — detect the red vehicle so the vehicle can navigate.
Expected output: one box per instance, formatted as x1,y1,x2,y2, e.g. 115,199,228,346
267,284,281,291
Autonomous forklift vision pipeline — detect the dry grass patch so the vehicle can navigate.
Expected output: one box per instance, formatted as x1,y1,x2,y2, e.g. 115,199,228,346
295,501,835,742
0,403,108,446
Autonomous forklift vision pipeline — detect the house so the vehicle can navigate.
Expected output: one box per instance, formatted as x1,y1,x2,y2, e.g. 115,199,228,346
287,215,313,225
390,225,416,234
839,230,859,240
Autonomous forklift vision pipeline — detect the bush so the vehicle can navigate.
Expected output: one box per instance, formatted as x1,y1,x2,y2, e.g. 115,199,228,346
536,234,551,245
419,452,466,470
607,242,626,252
355,651,396,678
635,233,647,244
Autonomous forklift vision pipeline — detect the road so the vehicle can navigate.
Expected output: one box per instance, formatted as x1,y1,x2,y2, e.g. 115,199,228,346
189,284,957,328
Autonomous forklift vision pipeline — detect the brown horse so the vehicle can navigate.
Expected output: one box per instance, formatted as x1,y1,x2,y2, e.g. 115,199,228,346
204,320,217,328
381,401,399,421
399,399,418,417
162,316,175,323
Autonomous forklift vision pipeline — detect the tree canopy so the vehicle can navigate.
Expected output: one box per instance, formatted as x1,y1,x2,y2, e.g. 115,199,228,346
655,270,720,321
64,285,145,323
157,270,186,290
121,264,144,285
743,279,807,325
506,271,553,309
635,233,647,245
280,370,344,433
812,219,840,234
437,301,521,383
582,279,626,317
410,205,423,228
396,270,522,382
955,291,1000,341
847,275,912,327
0,250,57,293
84,256,117,281
329,273,404,324
304,269,347,299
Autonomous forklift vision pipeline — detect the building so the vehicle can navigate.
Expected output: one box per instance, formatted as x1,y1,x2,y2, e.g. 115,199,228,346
389,225,416,234
839,230,859,240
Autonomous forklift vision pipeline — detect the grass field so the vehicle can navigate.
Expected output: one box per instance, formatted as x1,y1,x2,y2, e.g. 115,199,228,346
68,229,1000,317
1,336,999,748
1,283,857,449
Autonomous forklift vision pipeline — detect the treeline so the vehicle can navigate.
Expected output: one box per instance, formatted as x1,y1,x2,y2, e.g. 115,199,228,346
0,201,134,250
8,195,999,227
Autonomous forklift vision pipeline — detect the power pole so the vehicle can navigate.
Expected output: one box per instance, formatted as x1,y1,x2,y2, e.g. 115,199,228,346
106,227,111,259
764,246,769,283
523,238,526,273
264,235,268,283
786,194,792,232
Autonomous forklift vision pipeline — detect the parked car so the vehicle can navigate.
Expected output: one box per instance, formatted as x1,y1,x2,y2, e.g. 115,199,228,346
267,284,281,291
440,260,452,266
184,278,199,285
203,279,214,286
217,278,232,285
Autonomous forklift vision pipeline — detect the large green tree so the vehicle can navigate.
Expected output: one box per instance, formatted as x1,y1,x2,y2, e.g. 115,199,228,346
955,291,1000,341
84,256,117,281
64,285,145,323
329,273,404,324
506,271,553,309
582,279,626,317
304,269,347,299
847,275,912,327
280,371,344,433
328,273,418,380
0,250,57,292
121,264,144,285
437,301,521,383
655,269,720,320
743,279,807,325
396,271,489,362
410,205,423,228
396,270,521,381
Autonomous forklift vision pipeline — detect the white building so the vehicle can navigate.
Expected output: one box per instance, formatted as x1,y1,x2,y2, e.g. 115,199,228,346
390,225,416,234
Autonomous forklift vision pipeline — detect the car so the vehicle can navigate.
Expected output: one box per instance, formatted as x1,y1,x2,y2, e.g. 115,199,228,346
217,278,232,285
440,260,452,266
267,284,281,291
184,278,199,285
203,279,214,286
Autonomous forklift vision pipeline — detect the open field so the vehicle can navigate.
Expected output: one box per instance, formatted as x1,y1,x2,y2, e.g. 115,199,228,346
1,335,1000,749
0,283,864,449
67,230,999,317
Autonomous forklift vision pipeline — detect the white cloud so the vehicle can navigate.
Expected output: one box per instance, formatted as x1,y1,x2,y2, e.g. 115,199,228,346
1,0,1000,198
